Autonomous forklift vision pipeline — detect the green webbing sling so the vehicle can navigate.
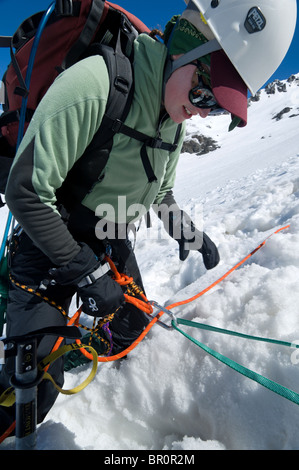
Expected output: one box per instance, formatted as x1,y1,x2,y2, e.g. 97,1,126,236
172,317,299,406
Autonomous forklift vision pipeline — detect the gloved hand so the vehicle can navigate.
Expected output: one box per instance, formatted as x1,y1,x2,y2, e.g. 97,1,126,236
169,210,220,269
48,243,125,317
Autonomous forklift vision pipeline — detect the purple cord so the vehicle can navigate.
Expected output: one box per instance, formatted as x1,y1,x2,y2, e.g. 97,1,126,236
102,322,113,356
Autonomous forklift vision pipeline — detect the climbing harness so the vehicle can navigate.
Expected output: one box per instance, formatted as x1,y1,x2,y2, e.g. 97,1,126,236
0,251,155,447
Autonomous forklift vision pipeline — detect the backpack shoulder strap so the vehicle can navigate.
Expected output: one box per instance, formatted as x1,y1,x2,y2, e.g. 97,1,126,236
56,8,135,210
62,0,106,70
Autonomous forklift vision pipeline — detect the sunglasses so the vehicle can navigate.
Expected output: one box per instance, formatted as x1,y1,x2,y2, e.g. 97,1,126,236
189,76,220,110
189,64,220,110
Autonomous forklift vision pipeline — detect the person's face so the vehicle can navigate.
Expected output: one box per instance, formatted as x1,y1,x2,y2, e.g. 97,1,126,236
164,62,211,123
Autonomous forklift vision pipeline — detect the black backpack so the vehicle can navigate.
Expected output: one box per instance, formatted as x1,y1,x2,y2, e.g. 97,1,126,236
0,0,181,210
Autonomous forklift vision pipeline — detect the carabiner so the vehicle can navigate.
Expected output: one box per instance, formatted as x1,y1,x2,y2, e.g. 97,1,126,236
148,300,176,330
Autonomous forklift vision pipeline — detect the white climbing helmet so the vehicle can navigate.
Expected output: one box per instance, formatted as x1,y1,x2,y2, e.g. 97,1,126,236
182,0,297,95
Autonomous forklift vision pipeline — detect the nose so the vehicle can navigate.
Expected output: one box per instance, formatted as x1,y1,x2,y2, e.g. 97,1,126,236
197,108,211,118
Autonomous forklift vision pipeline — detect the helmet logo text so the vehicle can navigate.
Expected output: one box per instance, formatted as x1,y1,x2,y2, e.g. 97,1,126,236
244,7,266,34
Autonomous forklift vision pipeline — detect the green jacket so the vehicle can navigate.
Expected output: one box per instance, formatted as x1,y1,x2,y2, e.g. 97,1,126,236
6,34,185,266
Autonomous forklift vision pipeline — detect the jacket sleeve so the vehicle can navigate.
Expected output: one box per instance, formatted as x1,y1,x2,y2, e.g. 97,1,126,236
5,56,109,266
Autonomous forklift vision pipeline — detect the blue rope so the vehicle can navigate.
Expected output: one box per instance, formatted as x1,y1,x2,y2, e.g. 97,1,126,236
0,1,56,260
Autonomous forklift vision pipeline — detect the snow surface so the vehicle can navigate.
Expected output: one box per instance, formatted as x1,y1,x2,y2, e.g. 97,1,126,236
1,74,299,451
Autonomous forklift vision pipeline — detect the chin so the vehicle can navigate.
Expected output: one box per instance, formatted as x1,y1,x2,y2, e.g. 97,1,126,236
168,112,185,124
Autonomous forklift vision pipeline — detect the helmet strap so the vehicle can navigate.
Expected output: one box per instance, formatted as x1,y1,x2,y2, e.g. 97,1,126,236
162,38,221,99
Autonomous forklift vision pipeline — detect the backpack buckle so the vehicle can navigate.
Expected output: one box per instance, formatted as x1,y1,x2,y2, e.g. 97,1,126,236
121,15,134,35
146,137,163,149
111,119,124,133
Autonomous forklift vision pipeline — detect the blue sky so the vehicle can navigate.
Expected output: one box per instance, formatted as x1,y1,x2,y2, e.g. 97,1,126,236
0,0,298,89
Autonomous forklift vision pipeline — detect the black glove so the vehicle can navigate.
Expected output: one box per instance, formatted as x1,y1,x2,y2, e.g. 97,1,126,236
169,210,220,269
77,272,125,317
48,243,125,317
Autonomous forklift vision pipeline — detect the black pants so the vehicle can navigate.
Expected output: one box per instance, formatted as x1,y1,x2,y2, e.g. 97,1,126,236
0,208,149,424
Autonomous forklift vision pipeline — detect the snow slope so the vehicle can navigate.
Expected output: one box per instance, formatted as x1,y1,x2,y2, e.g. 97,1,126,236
1,75,299,450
